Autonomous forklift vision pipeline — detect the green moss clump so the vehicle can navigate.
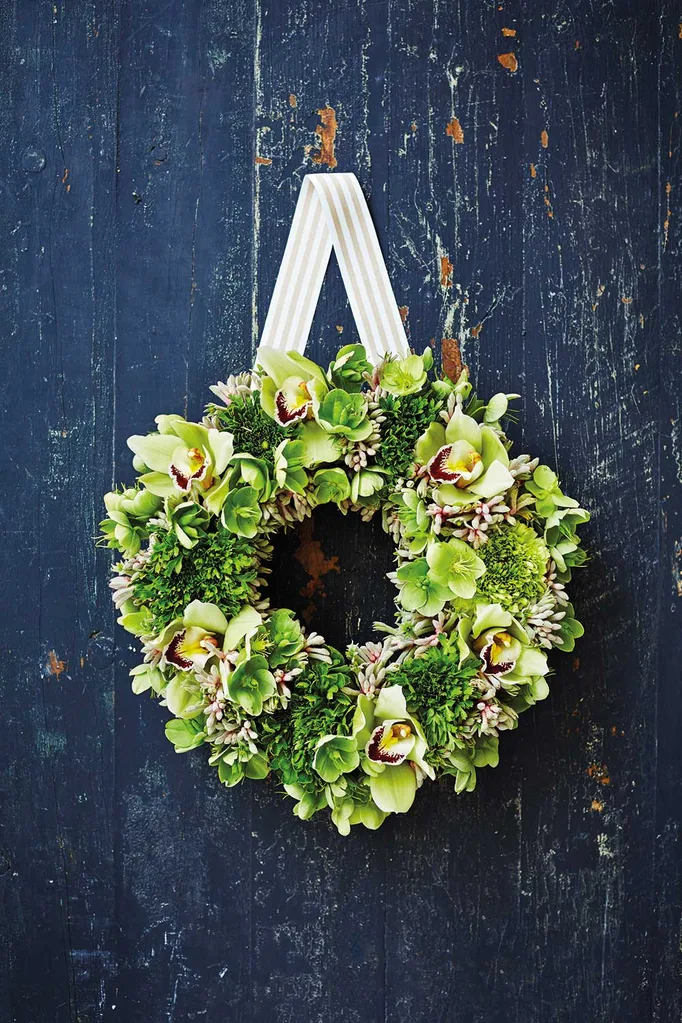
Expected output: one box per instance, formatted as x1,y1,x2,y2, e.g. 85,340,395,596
208,393,292,463
376,389,445,482
132,527,261,631
476,523,549,617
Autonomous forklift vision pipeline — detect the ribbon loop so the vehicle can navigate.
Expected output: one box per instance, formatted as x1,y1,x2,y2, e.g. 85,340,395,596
258,173,409,365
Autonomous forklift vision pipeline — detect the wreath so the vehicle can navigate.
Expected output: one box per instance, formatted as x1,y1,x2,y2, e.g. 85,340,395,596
100,342,588,834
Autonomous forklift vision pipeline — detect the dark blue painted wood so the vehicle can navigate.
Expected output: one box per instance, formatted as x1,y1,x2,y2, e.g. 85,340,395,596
0,1,680,1021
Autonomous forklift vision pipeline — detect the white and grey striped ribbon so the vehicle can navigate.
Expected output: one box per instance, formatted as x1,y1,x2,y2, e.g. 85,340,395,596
257,173,409,365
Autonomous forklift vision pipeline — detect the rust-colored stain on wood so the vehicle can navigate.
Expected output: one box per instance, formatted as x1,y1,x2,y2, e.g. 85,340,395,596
530,162,537,178
311,105,338,169
255,155,272,165
441,337,465,381
497,52,518,72
540,129,549,148
294,518,340,623
439,254,453,288
587,762,611,785
399,305,409,323
47,651,66,678
288,93,297,107
544,183,554,218
591,800,604,812
501,27,517,36
470,323,483,338
446,116,464,143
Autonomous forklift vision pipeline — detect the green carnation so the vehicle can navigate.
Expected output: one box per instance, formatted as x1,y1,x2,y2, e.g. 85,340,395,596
476,523,549,616
375,390,445,483
208,393,292,463
131,527,261,632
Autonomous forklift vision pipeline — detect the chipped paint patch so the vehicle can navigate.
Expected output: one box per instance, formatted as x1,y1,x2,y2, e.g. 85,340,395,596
497,52,518,73
255,156,272,166
541,130,549,148
440,254,454,288
591,800,604,812
530,163,537,178
587,762,611,785
294,518,340,623
446,117,464,143
310,105,338,169
597,834,615,858
288,93,297,108
501,27,517,37
442,337,464,381
47,650,66,678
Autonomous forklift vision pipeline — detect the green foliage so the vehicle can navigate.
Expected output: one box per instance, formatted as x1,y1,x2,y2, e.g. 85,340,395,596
376,389,445,482
260,650,355,791
132,526,260,632
209,393,292,463
390,648,479,764
476,523,549,616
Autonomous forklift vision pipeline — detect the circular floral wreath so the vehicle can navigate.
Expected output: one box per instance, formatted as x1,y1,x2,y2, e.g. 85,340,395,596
100,343,588,834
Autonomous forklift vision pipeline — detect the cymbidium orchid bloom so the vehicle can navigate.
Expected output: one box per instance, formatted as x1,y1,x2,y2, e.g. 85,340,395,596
158,600,229,672
415,407,514,503
128,417,234,498
257,346,329,427
352,685,434,814
457,603,549,690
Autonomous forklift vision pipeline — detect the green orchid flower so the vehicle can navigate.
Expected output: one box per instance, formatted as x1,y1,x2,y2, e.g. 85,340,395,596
312,735,360,783
128,418,234,497
379,350,432,396
426,537,487,600
315,389,373,440
227,654,276,716
352,685,433,814
457,603,549,686
273,439,308,495
99,486,162,556
312,467,351,505
415,406,514,503
395,558,452,616
257,346,329,427
160,599,228,673
221,486,262,538
327,343,372,392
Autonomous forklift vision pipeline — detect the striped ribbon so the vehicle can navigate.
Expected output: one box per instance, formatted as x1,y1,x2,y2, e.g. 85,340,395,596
257,173,409,365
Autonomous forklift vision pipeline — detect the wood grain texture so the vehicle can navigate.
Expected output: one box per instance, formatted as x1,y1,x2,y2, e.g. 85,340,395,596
0,1,680,1021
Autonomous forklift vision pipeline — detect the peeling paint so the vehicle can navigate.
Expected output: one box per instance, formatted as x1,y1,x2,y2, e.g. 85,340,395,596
47,651,66,678
310,105,338,169
530,163,537,178
399,305,409,323
445,116,464,143
439,254,453,288
541,129,549,148
442,337,464,381
255,155,272,165
501,27,517,37
497,53,518,73
587,763,611,785
288,93,297,108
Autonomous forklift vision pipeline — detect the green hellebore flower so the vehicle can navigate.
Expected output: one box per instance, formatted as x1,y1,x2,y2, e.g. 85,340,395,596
227,654,276,716
313,735,360,783
128,418,234,498
221,486,262,538
350,467,387,503
273,439,308,495
379,351,431,396
426,537,486,600
165,717,206,753
327,343,372,392
525,465,581,519
395,558,452,616
257,346,329,426
167,499,210,549
266,608,304,668
312,467,351,505
100,486,162,556
415,407,514,504
315,389,373,440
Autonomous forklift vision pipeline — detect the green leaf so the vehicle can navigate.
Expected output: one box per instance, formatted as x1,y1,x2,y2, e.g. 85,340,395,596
165,717,206,752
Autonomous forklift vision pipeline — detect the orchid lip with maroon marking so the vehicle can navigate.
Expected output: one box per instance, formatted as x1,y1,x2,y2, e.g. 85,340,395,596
165,632,193,669
427,444,461,482
366,723,414,765
274,389,310,426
